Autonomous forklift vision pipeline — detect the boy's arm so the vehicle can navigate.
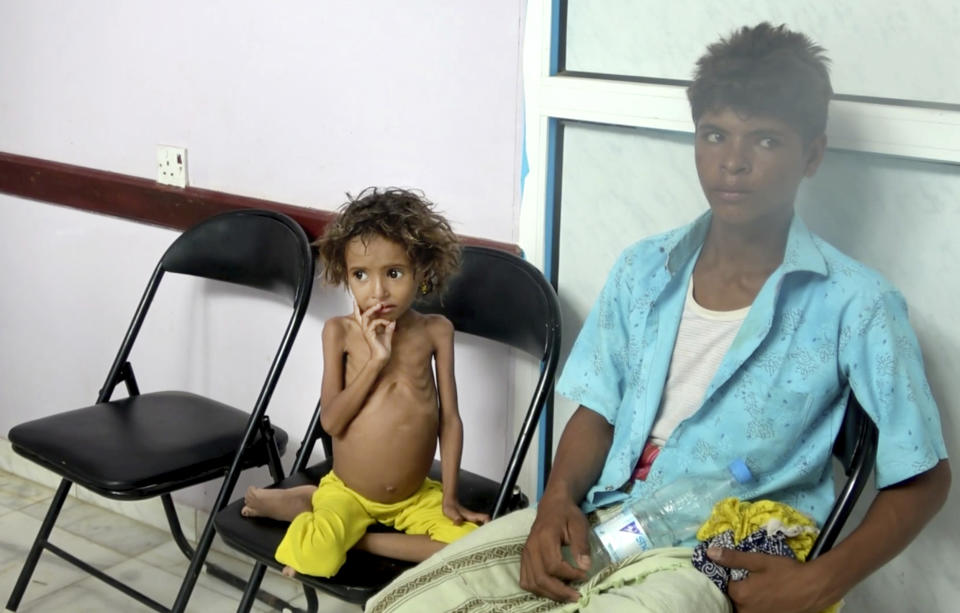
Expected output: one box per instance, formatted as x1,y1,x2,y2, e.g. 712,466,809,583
711,459,951,613
318,308,393,436
432,317,489,525
711,288,950,611
520,405,614,603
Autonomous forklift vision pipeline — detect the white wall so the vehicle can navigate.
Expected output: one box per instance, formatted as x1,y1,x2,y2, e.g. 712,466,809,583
0,1,525,509
565,0,960,105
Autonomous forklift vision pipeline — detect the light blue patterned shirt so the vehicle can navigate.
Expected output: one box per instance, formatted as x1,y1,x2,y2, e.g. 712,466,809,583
556,212,947,529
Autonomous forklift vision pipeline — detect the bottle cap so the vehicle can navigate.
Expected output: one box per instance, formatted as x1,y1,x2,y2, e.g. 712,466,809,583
727,458,753,484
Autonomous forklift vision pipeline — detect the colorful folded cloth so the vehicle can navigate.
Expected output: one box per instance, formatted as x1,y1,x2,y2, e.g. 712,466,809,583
692,528,797,587
690,497,841,613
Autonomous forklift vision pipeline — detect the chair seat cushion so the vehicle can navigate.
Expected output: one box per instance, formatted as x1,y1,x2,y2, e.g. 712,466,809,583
8,391,287,498
215,459,521,604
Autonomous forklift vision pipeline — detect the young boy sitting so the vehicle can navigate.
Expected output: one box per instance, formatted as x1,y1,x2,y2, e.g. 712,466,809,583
364,23,950,613
242,187,489,578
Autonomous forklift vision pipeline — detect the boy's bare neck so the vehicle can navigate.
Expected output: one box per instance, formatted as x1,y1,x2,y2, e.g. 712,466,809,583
693,211,792,310
700,211,791,274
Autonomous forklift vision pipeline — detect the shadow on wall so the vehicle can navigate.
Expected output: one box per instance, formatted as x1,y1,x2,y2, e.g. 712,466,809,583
799,147,960,457
802,150,960,611
557,292,585,376
169,275,346,510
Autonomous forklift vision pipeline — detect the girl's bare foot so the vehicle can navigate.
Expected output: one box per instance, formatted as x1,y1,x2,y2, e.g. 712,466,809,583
240,487,259,517
282,565,296,578
240,485,316,522
240,486,268,518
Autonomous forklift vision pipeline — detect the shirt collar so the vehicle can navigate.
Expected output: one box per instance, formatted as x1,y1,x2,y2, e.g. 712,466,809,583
665,211,828,278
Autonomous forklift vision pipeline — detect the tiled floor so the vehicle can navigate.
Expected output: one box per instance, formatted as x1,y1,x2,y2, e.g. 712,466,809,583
0,470,362,613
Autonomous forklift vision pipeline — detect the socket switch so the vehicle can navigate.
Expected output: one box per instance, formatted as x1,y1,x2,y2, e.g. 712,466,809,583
157,145,188,188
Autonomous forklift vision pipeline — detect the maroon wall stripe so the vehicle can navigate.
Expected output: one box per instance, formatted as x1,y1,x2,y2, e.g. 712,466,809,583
0,151,522,255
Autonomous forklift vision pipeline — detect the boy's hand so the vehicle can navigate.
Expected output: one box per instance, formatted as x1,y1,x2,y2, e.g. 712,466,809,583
707,547,826,613
519,496,589,603
442,499,491,526
354,301,395,363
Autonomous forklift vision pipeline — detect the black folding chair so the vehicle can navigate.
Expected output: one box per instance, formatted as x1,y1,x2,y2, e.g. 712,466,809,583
808,392,879,560
215,245,562,610
6,209,314,612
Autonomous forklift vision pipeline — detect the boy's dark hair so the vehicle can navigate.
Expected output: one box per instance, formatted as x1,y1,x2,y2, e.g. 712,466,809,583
315,187,461,296
687,22,833,144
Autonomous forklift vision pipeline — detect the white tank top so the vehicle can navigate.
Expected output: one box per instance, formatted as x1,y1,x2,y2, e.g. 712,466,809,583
649,280,750,446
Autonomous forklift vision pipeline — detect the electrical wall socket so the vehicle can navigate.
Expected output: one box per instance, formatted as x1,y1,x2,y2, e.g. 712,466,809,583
157,145,188,187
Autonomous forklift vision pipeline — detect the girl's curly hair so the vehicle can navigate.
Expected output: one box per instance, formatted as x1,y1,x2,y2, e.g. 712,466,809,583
314,187,461,296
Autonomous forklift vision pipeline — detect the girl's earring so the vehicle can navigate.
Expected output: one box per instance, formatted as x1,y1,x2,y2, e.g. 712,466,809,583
419,280,431,295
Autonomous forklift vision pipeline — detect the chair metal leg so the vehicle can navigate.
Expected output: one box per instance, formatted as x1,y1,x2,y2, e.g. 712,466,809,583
6,479,72,611
169,502,217,612
237,563,266,612
44,541,168,612
261,416,285,483
161,494,202,562
237,564,316,613
159,496,297,612
236,566,316,613
304,586,319,613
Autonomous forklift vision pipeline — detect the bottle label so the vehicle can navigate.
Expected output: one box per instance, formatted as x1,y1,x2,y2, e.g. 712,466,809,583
593,509,653,562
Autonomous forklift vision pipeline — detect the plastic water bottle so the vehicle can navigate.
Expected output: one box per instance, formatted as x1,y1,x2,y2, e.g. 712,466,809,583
564,458,753,578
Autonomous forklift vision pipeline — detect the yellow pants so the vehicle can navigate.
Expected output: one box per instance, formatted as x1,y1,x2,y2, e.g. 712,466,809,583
275,472,478,577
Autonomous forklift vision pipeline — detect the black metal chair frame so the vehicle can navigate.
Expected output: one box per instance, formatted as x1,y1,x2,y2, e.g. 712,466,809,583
214,245,562,611
808,391,879,560
6,209,314,613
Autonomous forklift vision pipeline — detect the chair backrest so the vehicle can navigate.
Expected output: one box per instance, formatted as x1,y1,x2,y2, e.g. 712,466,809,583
807,392,879,560
161,209,313,303
307,246,561,517
99,209,314,404
415,246,559,359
